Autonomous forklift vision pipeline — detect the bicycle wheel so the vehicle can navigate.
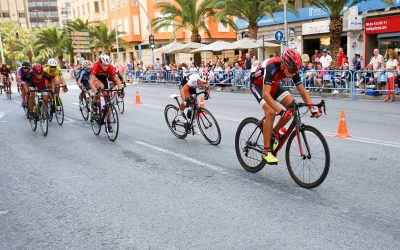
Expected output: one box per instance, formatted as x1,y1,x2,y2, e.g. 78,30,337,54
235,117,265,173
164,104,188,139
285,125,330,189
29,110,37,131
80,97,89,121
116,96,124,114
197,108,221,145
90,114,101,136
39,104,48,136
6,83,11,100
47,101,53,122
105,105,119,141
55,96,64,125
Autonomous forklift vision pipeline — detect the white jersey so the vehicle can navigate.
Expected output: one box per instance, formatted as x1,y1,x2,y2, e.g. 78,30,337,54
186,73,201,88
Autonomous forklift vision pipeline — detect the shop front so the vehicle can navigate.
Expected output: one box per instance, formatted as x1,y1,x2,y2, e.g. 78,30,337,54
365,15,400,63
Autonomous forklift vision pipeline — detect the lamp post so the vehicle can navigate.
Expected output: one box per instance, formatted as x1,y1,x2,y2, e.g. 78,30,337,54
132,0,154,66
113,0,120,62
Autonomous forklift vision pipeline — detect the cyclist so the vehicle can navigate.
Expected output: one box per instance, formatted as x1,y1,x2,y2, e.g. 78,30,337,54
77,60,92,106
250,48,321,164
43,58,68,96
16,61,31,107
176,70,210,134
22,63,52,118
0,63,14,93
89,54,124,114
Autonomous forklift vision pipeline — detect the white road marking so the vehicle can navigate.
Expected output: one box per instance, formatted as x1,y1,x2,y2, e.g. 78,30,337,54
135,140,231,175
322,131,400,148
385,115,400,118
232,99,255,104
71,103,80,106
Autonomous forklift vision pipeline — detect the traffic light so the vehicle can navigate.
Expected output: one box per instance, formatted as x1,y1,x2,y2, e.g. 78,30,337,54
15,32,19,39
149,35,155,50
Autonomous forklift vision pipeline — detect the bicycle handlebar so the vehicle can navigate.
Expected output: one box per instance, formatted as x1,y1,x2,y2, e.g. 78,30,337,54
288,100,326,115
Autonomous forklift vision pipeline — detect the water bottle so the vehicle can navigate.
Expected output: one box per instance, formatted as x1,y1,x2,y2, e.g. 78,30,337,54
276,127,287,141
186,108,192,121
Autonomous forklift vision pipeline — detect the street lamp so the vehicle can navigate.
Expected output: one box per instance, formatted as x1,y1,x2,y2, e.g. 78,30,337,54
113,0,120,62
132,0,155,66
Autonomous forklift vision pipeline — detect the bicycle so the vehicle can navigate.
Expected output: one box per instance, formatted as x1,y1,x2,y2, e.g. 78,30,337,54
2,77,11,100
235,100,330,189
47,86,65,125
28,89,49,136
79,87,91,121
112,84,125,114
90,87,120,141
164,91,221,145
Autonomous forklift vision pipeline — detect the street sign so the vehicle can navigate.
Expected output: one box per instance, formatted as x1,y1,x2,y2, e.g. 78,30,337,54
74,49,91,53
288,28,295,35
72,31,90,37
274,30,283,42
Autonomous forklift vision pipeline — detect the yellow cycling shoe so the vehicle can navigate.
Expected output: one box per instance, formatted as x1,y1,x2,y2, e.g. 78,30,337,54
262,152,279,165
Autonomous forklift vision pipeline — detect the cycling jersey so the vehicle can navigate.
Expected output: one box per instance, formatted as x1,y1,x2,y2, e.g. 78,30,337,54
43,65,63,79
0,66,11,78
17,67,31,84
78,69,91,90
183,73,202,88
91,62,117,89
22,72,52,91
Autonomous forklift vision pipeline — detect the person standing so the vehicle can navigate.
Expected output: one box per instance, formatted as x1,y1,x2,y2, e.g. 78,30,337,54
353,54,361,70
319,49,332,70
366,48,384,93
338,48,346,68
311,50,320,66
384,50,398,102
244,53,252,71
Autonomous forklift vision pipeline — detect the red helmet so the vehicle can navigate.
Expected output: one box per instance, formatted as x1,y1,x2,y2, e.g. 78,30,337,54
32,63,43,74
281,48,301,73
1,63,6,67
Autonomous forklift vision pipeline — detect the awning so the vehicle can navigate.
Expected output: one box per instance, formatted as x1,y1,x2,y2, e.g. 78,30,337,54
377,32,400,38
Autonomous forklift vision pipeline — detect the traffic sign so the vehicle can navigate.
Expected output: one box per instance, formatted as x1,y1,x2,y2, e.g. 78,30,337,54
72,31,90,37
274,30,283,42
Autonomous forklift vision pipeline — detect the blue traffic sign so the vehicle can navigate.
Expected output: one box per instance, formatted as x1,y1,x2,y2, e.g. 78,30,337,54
274,30,284,42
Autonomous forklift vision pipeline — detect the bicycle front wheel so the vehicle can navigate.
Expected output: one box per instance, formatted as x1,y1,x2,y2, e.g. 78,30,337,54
39,104,48,136
6,83,11,100
29,111,37,131
235,117,265,173
80,97,89,121
105,105,119,141
47,102,53,122
164,104,188,139
116,96,124,114
197,108,221,145
285,125,330,189
55,96,64,125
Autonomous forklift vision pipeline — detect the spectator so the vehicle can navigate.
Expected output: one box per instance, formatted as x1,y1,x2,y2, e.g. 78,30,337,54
384,49,398,102
244,53,252,70
154,58,162,70
304,63,316,89
366,48,384,93
273,52,279,58
311,50,320,65
320,48,332,69
315,62,328,91
338,47,346,68
353,54,361,70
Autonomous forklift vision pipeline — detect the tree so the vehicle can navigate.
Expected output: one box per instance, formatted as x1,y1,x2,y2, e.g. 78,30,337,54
305,0,364,68
152,0,219,64
34,27,66,67
15,29,35,64
65,18,90,64
214,0,288,40
90,22,118,54
0,21,24,69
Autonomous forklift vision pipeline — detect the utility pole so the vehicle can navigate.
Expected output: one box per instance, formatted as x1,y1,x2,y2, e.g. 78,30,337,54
113,0,120,62
283,0,288,49
132,0,154,66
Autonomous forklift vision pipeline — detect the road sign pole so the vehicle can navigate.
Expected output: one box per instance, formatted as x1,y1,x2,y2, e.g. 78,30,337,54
284,0,288,50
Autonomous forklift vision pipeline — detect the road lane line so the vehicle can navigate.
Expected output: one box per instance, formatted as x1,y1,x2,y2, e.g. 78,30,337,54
385,115,400,118
322,131,400,148
135,140,231,175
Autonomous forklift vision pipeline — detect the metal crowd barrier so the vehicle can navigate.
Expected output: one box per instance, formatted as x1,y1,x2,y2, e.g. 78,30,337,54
127,69,400,100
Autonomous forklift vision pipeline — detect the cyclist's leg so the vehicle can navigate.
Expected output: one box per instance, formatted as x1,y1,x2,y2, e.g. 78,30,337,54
273,86,293,132
28,82,36,113
53,76,61,95
91,79,104,107
21,81,29,105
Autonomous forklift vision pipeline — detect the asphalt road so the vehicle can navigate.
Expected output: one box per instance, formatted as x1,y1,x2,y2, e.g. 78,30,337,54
1,81,399,249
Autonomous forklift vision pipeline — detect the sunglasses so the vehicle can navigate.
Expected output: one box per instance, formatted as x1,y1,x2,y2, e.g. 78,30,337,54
23,67,30,69
50,66,56,69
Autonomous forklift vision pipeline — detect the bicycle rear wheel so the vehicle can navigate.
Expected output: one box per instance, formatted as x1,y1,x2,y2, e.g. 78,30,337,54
197,108,221,145
55,96,64,125
105,105,119,141
80,96,89,121
39,104,48,136
6,83,11,100
164,104,188,139
285,125,330,189
29,111,37,131
235,117,265,173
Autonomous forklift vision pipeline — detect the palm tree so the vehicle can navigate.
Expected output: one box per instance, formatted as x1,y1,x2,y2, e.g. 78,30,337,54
90,22,118,54
152,0,220,64
305,0,365,68
34,27,66,67
214,0,288,40
15,29,35,64
0,20,23,69
65,18,90,64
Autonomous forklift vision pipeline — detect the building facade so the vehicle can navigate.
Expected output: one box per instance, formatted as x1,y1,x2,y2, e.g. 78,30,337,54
0,0,30,28
71,0,108,25
58,0,72,26
27,0,60,27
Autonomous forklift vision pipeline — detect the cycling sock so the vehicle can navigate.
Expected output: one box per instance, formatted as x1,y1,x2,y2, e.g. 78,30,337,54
263,147,271,153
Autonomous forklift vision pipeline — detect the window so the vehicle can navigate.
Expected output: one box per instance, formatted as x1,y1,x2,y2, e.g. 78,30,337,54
101,0,105,12
77,6,80,17
82,4,85,15
73,9,76,18
123,0,127,7
94,1,99,13
218,22,229,32
123,16,129,36
117,18,123,34
110,0,114,10
116,0,121,9
87,3,90,14
2,12,10,18
133,15,140,35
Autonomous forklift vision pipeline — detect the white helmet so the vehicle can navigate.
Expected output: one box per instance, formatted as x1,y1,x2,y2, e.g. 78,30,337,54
99,54,111,65
198,70,208,82
47,58,58,67
82,60,93,69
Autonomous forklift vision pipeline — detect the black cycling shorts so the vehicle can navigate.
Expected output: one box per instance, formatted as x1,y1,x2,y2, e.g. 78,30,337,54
250,83,290,105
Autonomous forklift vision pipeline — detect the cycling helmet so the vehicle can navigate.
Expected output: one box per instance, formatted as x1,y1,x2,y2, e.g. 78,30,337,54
82,60,93,69
47,58,58,67
1,63,6,67
281,48,301,73
198,69,208,82
99,54,111,65
32,63,43,74
22,61,30,68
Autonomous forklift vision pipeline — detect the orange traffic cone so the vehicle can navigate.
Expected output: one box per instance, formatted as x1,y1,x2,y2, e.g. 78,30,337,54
335,111,351,138
135,89,142,105
199,97,205,108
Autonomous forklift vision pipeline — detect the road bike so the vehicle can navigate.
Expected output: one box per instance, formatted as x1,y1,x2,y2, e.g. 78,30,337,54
112,84,125,114
2,77,11,100
235,100,330,188
164,90,221,145
90,87,120,141
79,88,91,121
28,89,48,136
47,86,65,125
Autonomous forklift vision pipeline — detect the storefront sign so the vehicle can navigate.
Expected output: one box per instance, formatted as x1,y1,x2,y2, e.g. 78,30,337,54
365,16,400,34
348,15,363,30
302,20,330,35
